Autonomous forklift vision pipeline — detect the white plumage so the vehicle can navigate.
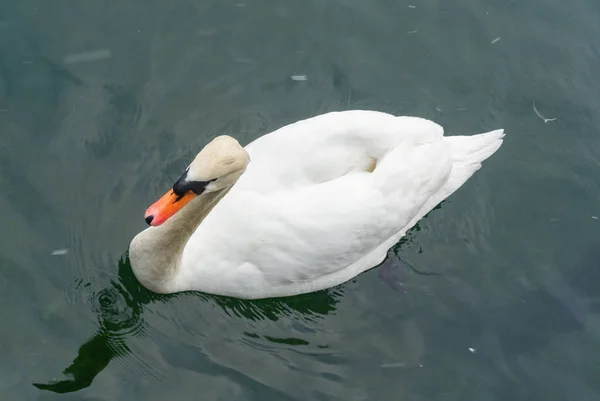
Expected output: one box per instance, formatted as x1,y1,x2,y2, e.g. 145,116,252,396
130,110,505,299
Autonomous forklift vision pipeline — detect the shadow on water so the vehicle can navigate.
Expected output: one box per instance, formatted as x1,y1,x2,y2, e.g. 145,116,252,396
32,254,342,394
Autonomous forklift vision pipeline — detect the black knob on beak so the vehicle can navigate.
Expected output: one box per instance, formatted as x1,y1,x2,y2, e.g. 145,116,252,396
145,215,154,225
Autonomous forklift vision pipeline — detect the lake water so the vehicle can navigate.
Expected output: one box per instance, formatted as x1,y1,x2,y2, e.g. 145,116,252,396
1,0,600,399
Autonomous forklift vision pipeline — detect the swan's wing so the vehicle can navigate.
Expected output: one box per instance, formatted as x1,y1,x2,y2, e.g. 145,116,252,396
216,139,453,285
240,110,444,193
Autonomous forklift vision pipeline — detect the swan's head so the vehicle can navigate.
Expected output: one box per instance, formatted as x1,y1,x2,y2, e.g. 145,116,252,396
144,135,250,227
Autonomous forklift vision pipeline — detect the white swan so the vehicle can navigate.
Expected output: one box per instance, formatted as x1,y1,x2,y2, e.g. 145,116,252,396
129,110,504,299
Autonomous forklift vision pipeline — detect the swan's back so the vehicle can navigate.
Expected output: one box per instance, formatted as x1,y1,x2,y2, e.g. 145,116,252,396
176,110,504,298
239,110,444,192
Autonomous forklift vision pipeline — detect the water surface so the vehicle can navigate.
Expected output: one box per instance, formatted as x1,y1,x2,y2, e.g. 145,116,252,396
1,0,600,400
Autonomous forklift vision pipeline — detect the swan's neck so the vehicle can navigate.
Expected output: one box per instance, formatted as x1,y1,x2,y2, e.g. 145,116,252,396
129,189,229,293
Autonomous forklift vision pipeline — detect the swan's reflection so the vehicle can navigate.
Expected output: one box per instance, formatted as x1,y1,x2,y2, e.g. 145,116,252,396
33,254,342,394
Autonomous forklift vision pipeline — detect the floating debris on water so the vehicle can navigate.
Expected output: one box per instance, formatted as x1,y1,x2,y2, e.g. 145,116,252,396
234,57,255,64
63,49,112,65
491,37,501,44
198,29,217,36
291,75,307,81
380,362,406,368
51,248,69,256
533,101,557,123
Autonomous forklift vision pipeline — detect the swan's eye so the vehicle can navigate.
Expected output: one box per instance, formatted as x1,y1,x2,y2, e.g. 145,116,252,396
173,176,217,196
187,179,217,195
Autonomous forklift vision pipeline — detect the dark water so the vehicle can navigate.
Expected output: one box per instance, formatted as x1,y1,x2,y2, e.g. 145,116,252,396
1,0,600,399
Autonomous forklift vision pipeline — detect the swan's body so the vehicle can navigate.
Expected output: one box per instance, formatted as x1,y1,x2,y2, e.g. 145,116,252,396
129,110,504,299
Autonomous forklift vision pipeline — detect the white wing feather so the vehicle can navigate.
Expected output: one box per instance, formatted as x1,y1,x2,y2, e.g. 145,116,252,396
177,110,504,298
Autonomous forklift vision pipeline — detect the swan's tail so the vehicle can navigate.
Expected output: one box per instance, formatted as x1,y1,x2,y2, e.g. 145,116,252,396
357,128,505,270
442,129,505,194
447,129,505,166
408,129,505,222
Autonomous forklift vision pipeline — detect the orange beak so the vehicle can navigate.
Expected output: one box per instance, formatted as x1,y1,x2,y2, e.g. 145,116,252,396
144,189,196,226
